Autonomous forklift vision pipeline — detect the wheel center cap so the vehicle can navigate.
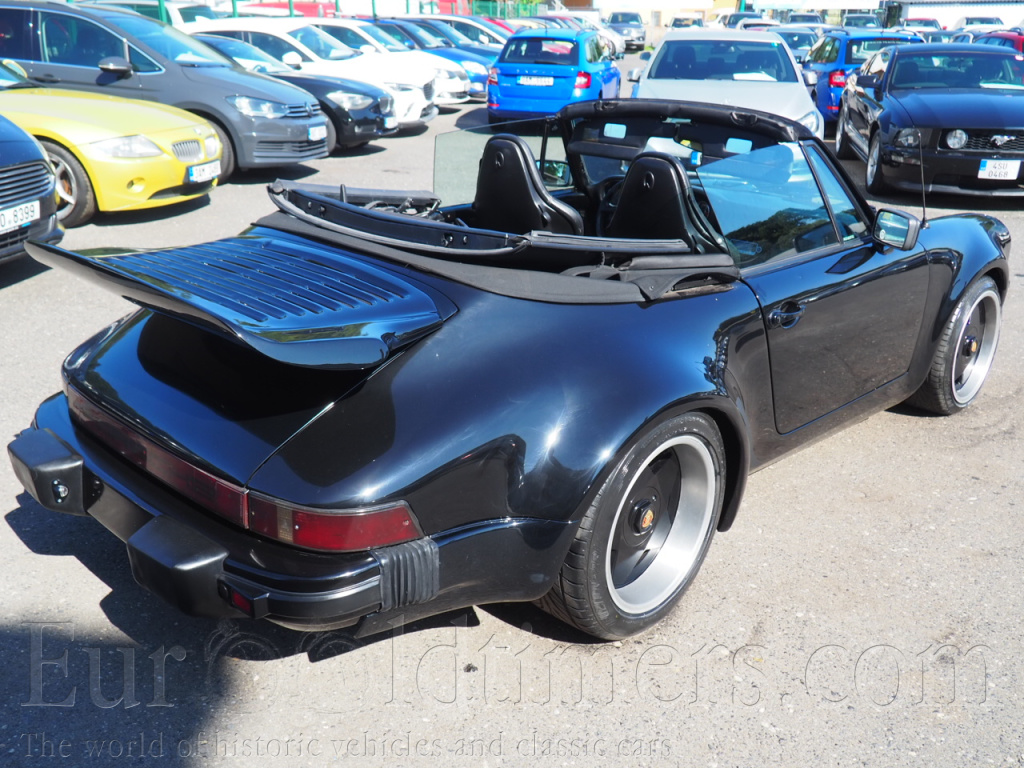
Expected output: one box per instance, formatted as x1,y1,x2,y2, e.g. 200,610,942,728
632,496,657,534
963,336,979,357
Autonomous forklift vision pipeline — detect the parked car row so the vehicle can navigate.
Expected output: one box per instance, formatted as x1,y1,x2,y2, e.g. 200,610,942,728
0,2,520,240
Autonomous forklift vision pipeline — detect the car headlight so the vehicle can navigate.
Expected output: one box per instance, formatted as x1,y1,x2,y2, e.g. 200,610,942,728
945,129,968,150
461,60,488,75
226,95,289,119
797,110,822,136
204,135,221,158
89,135,163,158
327,91,374,110
895,128,920,148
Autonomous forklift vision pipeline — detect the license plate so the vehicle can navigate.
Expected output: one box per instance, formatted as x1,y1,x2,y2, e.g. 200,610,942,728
978,159,1021,180
187,160,221,184
518,76,554,86
0,199,39,234
309,124,328,142
384,116,398,129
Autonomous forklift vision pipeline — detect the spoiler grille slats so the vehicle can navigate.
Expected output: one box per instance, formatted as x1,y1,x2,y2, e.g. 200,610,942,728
25,235,458,370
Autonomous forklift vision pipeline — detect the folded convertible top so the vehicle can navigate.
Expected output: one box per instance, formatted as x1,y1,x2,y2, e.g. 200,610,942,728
25,237,458,370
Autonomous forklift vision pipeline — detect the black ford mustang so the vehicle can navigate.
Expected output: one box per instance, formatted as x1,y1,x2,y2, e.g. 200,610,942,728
8,100,1009,640
836,43,1024,195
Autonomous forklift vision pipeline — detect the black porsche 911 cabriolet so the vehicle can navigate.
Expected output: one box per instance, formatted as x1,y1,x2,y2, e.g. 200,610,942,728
9,100,1009,640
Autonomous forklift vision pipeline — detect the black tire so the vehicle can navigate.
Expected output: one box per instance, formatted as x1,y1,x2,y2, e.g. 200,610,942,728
211,122,236,180
42,141,96,228
537,412,725,639
324,117,337,156
865,132,887,194
906,276,1002,415
834,104,856,160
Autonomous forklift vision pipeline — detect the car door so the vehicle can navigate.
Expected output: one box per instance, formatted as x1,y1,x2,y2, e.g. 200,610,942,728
845,50,889,146
9,8,142,94
700,141,930,434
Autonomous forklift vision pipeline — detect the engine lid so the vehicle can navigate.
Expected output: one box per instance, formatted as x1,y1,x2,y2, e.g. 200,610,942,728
26,234,457,370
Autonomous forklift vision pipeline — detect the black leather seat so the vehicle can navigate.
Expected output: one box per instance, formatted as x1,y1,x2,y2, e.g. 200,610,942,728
604,152,698,246
471,134,584,235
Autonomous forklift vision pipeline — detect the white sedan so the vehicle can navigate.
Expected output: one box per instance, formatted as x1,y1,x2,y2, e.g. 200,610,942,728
629,29,823,138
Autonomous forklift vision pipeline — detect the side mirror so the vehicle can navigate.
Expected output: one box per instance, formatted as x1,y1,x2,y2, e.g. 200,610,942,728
539,159,571,186
873,208,921,250
628,67,643,82
282,51,302,68
802,69,818,86
98,56,132,76
857,73,880,90
639,50,651,61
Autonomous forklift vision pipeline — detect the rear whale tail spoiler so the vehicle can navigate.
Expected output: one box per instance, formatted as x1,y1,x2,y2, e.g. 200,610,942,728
25,236,457,370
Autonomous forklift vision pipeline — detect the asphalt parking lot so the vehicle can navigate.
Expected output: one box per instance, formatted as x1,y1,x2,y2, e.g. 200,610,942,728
2,78,1024,766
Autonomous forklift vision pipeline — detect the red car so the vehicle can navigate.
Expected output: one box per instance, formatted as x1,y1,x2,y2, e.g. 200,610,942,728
974,30,1024,52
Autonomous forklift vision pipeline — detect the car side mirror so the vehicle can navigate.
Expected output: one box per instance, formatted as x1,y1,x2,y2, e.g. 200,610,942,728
98,56,132,77
857,73,880,90
539,159,571,186
873,208,921,250
282,51,302,68
628,67,643,82
639,51,651,61
802,69,818,86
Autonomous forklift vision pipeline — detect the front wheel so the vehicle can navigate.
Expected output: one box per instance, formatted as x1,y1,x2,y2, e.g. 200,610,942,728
210,122,236,180
536,412,725,639
835,104,855,160
906,276,1002,415
42,141,96,228
865,132,887,194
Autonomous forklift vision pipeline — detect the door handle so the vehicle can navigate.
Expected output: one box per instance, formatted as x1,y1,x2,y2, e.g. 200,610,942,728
768,302,804,329
33,73,60,84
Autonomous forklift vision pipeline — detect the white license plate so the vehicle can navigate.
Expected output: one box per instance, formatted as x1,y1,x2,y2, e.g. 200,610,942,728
0,199,39,234
309,124,328,142
187,160,221,184
384,116,398,129
518,76,554,86
978,159,1021,180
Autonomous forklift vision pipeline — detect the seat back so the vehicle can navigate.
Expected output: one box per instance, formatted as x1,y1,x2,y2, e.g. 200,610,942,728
471,134,584,235
604,153,696,246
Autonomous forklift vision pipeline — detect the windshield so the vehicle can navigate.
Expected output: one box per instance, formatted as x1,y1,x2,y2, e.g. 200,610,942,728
777,31,817,49
890,52,1024,89
846,37,917,64
102,12,231,65
420,20,474,46
500,37,577,65
649,40,798,83
289,25,361,60
197,34,289,73
359,23,409,52
608,12,642,24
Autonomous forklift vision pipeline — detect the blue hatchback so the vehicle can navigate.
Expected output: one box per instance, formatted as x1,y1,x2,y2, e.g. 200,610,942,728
802,29,920,123
487,29,620,122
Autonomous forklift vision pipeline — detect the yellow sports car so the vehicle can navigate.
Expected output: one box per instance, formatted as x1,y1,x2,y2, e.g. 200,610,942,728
0,62,221,227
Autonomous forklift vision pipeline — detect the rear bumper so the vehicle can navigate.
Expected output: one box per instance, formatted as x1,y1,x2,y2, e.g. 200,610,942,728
9,394,575,634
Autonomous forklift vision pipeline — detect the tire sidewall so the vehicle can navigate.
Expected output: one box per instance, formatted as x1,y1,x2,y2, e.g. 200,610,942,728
941,277,1001,410
579,412,725,638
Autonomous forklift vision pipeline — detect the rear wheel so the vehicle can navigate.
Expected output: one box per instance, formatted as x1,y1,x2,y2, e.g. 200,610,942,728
906,276,1002,415
324,118,337,155
42,141,95,228
537,412,725,639
865,132,887,193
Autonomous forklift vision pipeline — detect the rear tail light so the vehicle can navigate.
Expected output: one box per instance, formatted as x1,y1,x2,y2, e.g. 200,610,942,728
575,71,591,89
487,67,498,85
68,386,421,552
828,69,847,88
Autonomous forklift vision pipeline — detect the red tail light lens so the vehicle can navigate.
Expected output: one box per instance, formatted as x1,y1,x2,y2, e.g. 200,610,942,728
68,386,422,553
828,69,847,88
487,67,498,85
575,71,591,89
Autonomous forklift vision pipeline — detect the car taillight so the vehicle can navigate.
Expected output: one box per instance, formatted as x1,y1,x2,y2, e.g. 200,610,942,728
67,386,422,552
248,496,421,552
488,67,498,85
575,71,591,89
828,69,847,88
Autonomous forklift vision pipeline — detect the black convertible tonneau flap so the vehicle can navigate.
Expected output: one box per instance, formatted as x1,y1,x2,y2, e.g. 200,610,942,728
25,238,458,370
